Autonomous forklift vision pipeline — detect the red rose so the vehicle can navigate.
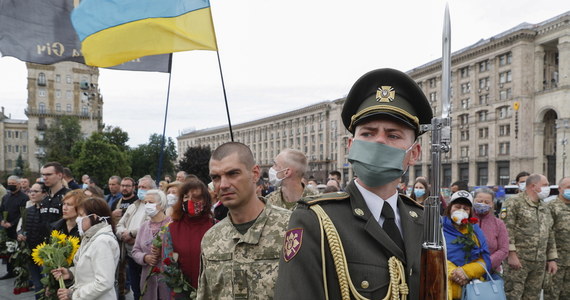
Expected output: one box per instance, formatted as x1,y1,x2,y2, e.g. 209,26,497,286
461,218,468,224
152,266,160,273
20,287,30,293
13,288,21,295
163,257,172,266
469,217,478,224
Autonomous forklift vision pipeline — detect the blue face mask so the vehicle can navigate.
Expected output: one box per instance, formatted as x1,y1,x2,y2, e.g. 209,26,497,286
563,189,570,200
414,189,425,197
137,189,147,200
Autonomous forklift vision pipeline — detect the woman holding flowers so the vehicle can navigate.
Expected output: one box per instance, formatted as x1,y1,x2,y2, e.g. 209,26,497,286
132,190,171,300
162,179,214,297
51,197,119,300
50,190,87,239
444,190,492,300
18,182,46,299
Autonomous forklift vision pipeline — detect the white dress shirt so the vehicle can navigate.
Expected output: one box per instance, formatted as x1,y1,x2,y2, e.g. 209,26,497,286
354,180,403,235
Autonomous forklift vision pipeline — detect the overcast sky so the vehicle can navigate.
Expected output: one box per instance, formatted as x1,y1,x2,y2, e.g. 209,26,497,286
1,0,569,147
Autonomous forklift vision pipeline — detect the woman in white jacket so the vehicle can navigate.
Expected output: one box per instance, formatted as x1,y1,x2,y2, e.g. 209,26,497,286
52,197,120,300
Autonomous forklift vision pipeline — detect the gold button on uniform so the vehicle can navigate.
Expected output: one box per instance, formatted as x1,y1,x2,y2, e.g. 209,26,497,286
361,281,369,289
354,208,364,216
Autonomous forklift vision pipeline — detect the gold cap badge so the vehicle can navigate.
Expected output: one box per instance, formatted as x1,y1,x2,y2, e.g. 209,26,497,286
376,86,395,103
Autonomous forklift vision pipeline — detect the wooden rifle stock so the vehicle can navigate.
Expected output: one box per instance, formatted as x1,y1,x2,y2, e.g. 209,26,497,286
420,247,447,299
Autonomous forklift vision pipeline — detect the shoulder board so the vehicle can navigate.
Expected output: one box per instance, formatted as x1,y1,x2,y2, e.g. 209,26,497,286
300,191,349,206
400,193,424,209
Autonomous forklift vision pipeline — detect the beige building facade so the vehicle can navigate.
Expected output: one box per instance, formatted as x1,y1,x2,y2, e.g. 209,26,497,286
1,61,102,173
177,11,570,187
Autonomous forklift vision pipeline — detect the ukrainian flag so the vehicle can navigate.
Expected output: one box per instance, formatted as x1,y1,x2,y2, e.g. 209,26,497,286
71,0,217,68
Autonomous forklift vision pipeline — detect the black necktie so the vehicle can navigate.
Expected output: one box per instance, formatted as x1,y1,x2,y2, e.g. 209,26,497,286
381,203,405,252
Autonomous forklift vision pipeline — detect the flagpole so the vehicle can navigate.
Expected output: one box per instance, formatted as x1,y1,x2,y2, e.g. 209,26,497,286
156,54,173,184
209,2,234,142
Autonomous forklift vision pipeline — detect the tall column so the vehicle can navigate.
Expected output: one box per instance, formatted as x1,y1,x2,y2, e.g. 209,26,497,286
533,122,546,174
558,35,570,87
534,45,545,92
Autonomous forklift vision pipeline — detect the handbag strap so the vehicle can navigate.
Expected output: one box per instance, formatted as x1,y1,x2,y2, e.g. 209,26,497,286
475,261,495,283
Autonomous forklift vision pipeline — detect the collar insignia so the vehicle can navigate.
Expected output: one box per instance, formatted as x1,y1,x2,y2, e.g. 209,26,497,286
376,86,396,103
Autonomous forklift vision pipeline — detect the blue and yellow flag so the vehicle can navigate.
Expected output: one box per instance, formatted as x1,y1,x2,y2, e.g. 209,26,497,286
71,0,218,68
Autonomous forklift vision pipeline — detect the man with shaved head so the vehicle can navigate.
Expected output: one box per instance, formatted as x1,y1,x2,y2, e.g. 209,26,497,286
266,148,319,210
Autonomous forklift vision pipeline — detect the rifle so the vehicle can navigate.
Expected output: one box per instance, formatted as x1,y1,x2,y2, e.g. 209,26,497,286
419,4,451,300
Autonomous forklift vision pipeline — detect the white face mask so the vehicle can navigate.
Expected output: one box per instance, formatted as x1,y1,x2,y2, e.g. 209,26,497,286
450,209,469,225
537,186,550,200
518,182,526,191
144,203,158,217
75,214,94,236
167,194,177,206
268,167,287,187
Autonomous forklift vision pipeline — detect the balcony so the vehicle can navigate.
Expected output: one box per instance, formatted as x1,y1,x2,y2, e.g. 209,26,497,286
25,108,102,119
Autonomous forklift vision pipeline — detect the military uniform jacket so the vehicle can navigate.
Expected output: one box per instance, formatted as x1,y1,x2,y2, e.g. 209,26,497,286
501,192,557,262
197,202,292,300
546,197,570,266
275,180,424,300
266,185,320,210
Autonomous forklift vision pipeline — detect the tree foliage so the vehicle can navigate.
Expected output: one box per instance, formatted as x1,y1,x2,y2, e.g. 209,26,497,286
101,126,130,152
177,146,212,184
71,133,131,182
129,134,177,180
38,116,83,166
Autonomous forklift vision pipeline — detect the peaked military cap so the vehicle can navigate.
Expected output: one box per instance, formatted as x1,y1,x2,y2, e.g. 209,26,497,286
341,68,433,136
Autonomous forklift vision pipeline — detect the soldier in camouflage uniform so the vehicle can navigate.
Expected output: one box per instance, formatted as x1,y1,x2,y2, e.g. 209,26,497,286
197,142,291,300
544,177,570,300
266,149,319,210
501,173,558,300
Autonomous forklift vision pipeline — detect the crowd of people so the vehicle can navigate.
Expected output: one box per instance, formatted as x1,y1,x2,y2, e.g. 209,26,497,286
0,68,568,300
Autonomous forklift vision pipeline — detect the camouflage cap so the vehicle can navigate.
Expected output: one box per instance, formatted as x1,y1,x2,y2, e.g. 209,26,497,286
341,68,433,135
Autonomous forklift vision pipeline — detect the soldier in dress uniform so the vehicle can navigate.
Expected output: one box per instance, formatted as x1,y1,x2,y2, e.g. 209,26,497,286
275,68,433,300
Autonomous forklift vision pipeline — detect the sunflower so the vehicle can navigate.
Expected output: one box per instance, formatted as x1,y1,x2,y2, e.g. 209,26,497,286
51,230,67,244
31,242,46,266
67,236,80,265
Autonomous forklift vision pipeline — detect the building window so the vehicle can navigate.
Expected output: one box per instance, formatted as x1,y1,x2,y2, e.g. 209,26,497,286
429,78,437,88
459,114,469,125
499,88,512,100
66,75,72,84
56,103,61,112
23,145,27,153
82,106,88,115
499,124,511,136
66,104,72,112
499,52,512,66
479,94,489,105
499,71,512,83
460,146,469,157
55,89,61,99
461,82,471,94
55,74,61,83
499,142,510,155
460,66,470,78
39,102,46,113
7,145,12,152
479,127,489,138
15,145,19,152
460,98,470,109
6,160,12,168
460,130,470,141
66,90,72,99
479,77,489,89
477,110,488,122
477,163,488,186
479,60,489,72
478,144,488,157
38,89,47,97
497,106,510,119
38,72,47,86
430,92,437,102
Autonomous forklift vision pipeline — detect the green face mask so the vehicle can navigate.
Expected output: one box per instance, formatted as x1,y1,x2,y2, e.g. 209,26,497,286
348,139,413,188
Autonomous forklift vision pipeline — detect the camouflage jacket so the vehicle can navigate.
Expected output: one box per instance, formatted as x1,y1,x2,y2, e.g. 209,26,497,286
547,197,570,266
197,203,292,300
501,192,557,261
266,185,319,210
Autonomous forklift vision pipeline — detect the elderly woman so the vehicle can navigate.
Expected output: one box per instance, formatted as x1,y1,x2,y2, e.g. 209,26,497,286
164,181,182,217
162,179,214,296
52,197,119,300
473,187,509,277
444,190,492,300
50,190,87,238
132,190,171,300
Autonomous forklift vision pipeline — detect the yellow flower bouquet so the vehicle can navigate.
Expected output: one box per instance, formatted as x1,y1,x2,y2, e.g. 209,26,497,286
32,231,80,300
